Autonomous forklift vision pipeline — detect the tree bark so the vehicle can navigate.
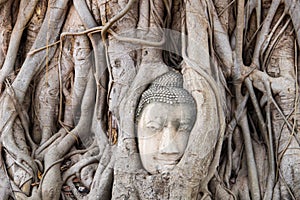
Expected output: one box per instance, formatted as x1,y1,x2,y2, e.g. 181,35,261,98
0,0,300,199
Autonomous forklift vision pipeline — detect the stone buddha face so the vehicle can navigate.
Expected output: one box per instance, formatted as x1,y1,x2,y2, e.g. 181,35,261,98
136,71,196,174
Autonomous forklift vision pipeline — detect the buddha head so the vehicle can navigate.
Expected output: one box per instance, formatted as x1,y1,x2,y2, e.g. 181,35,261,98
136,71,196,174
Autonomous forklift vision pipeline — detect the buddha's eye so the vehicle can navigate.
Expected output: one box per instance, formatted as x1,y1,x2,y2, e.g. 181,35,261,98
178,123,191,133
146,122,163,132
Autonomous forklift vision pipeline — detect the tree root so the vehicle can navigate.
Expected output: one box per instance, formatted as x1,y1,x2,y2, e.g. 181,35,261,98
252,0,281,68
35,69,95,200
1,116,38,183
0,0,39,90
66,177,88,200
62,155,100,183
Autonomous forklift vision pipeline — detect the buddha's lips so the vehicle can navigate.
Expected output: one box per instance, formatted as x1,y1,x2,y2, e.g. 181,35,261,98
154,157,180,165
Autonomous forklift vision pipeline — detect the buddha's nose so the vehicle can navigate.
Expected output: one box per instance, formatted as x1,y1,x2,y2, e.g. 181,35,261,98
159,126,180,154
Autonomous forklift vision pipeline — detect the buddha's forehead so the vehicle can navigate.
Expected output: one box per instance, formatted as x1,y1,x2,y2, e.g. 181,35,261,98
141,102,195,121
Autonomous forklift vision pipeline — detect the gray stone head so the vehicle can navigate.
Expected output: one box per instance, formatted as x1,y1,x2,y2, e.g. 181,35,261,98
136,71,196,174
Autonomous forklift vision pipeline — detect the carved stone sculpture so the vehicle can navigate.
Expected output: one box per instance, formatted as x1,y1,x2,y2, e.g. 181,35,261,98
136,71,196,174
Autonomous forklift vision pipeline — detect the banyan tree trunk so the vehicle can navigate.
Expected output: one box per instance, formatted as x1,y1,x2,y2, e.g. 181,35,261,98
0,0,300,199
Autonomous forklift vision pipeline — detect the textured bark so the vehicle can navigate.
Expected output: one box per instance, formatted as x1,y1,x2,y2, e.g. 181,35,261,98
0,0,300,199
